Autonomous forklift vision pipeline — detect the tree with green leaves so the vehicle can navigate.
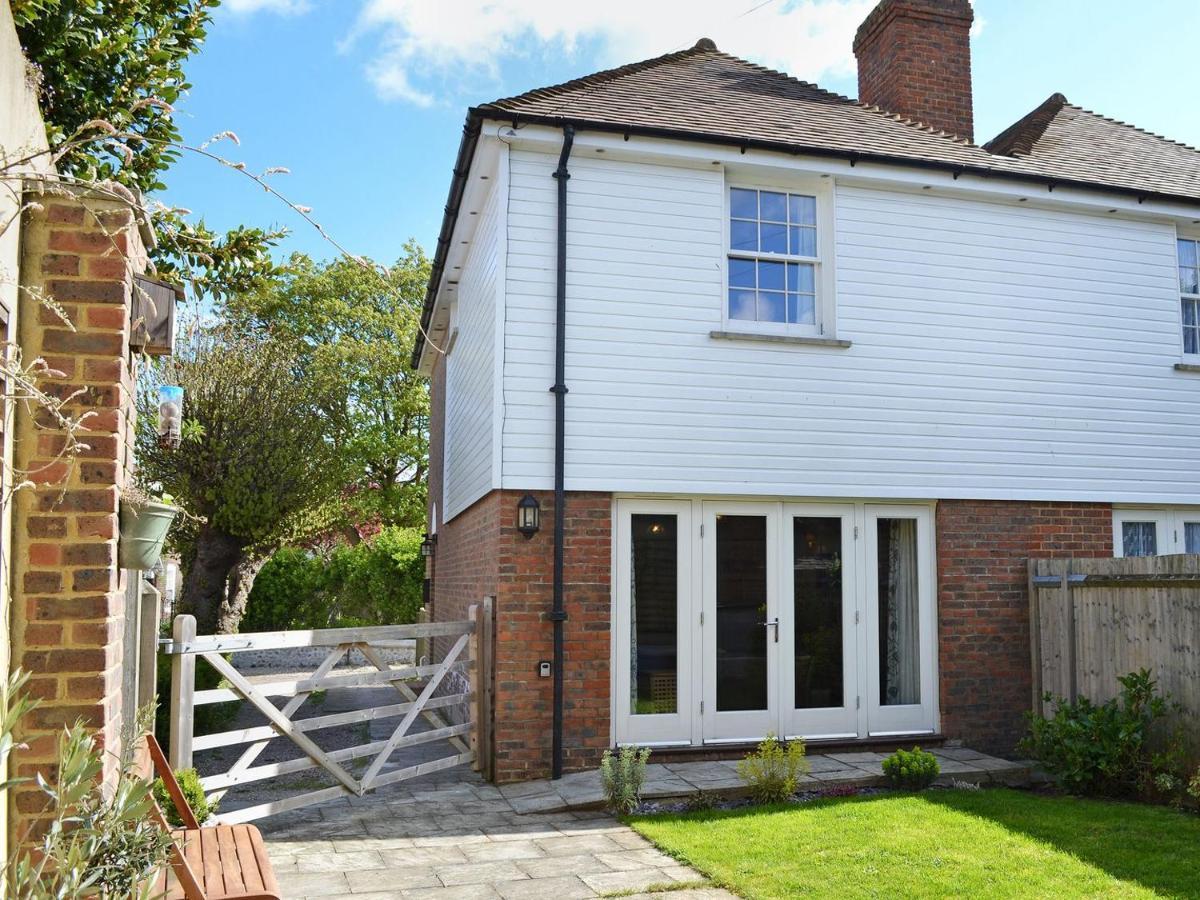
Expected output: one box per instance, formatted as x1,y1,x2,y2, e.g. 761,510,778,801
137,329,347,634
223,244,432,529
12,0,284,302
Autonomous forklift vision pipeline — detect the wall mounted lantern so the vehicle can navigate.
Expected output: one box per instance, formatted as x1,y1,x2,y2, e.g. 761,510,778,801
420,533,437,557
517,494,541,538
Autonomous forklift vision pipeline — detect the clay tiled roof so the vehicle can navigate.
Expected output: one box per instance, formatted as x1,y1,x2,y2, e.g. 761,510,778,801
984,93,1200,202
477,40,1200,205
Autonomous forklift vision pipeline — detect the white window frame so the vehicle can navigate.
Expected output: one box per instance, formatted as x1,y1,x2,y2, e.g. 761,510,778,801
722,175,836,338
1178,232,1200,360
1113,506,1200,557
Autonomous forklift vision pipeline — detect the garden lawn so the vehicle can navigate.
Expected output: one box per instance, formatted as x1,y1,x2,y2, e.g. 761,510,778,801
630,788,1200,899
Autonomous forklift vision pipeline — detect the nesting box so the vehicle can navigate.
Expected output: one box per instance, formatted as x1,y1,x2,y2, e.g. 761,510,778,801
130,274,181,356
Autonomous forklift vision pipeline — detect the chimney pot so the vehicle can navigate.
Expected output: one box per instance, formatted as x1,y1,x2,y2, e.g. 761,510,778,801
853,0,975,141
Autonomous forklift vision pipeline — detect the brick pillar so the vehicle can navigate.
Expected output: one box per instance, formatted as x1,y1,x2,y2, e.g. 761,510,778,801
9,184,147,840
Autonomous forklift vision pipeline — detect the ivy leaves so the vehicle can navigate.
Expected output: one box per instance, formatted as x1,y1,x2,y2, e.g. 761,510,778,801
14,0,285,303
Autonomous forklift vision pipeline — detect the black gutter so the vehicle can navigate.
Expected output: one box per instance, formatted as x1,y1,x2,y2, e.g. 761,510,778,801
411,109,1200,369
549,125,574,781
411,114,482,369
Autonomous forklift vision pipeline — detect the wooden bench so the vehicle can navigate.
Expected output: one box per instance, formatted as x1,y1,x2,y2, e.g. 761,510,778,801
147,734,282,900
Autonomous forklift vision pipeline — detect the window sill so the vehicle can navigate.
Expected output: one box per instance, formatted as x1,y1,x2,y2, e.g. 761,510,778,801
1174,362,1200,373
710,330,851,348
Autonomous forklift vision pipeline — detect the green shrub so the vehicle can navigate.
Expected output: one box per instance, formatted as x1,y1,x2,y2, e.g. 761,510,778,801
1019,669,1180,797
153,767,216,826
600,746,651,814
882,747,940,790
684,789,719,812
240,545,328,631
737,733,810,804
1188,769,1200,803
242,527,425,631
324,526,424,627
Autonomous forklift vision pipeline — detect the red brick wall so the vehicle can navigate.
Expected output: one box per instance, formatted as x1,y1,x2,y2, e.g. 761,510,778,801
936,500,1112,753
10,187,145,839
430,487,611,783
853,0,975,140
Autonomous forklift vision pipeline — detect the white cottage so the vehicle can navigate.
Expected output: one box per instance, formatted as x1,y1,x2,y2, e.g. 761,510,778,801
414,0,1200,782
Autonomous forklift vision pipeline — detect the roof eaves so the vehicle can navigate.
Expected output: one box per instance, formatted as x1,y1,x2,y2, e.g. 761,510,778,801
411,110,483,370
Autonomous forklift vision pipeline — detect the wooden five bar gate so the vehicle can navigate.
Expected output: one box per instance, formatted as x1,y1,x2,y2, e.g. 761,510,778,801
161,597,494,823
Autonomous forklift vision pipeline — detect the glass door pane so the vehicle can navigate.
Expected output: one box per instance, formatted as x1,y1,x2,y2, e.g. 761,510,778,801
631,513,678,715
703,502,778,742
614,500,693,746
793,517,843,709
716,515,768,712
780,506,859,740
876,518,920,706
865,505,935,736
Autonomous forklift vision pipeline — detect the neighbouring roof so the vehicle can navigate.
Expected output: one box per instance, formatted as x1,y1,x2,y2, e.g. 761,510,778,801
414,40,1200,367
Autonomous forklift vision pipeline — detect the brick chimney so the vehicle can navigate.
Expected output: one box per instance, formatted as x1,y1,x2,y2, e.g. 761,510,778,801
853,0,975,141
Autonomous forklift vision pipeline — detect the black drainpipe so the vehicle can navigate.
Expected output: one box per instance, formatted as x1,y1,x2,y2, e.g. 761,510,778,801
550,125,574,780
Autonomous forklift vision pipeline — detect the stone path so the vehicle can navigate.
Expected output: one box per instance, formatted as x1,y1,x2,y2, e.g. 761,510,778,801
261,747,1028,898
262,774,732,899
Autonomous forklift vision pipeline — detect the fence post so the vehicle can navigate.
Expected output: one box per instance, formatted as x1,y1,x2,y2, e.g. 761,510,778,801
1062,559,1077,703
479,595,494,782
467,604,479,772
137,581,162,711
415,606,429,666
169,614,196,770
1027,559,1042,716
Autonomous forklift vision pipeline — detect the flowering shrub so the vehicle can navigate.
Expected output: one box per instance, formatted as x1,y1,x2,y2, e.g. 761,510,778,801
882,747,940,790
737,733,810,804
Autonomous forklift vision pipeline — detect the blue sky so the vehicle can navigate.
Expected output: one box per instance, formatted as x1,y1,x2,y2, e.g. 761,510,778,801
163,0,1200,267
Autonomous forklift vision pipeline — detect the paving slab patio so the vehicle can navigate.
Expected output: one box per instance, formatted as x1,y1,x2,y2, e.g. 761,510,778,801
260,747,1029,898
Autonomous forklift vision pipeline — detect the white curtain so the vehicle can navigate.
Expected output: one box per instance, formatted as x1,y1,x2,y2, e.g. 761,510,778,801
885,519,921,705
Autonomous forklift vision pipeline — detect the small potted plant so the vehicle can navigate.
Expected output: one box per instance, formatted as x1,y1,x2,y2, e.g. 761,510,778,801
119,483,179,571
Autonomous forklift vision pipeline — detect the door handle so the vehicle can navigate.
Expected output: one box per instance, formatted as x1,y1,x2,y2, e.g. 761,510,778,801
760,618,779,643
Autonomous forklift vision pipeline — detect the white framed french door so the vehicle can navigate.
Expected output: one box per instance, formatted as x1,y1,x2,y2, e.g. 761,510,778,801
863,505,938,736
613,499,695,746
779,504,859,740
612,498,938,747
701,502,780,742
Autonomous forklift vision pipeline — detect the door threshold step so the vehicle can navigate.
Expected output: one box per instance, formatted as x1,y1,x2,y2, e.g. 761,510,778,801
498,748,1036,815
648,734,947,765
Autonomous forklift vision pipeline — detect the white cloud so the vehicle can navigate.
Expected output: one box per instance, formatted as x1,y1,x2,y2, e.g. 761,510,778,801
348,0,878,105
224,0,311,15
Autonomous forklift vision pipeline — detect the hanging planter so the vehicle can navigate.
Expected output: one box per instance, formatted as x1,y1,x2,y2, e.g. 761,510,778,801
118,497,179,571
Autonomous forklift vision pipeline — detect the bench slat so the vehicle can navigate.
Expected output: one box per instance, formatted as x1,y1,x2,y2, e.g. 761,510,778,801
164,825,281,899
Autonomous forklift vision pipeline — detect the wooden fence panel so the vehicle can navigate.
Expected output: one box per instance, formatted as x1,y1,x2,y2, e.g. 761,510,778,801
1030,556,1200,746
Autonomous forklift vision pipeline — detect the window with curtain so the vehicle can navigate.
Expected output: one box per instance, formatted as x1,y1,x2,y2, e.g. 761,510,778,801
1180,238,1200,355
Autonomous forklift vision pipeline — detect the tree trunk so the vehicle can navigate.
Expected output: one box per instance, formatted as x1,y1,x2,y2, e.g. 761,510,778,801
216,554,267,635
180,525,244,634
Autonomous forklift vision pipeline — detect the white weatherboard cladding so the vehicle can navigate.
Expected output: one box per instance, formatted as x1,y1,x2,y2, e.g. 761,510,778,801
443,181,500,520
501,147,1199,503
